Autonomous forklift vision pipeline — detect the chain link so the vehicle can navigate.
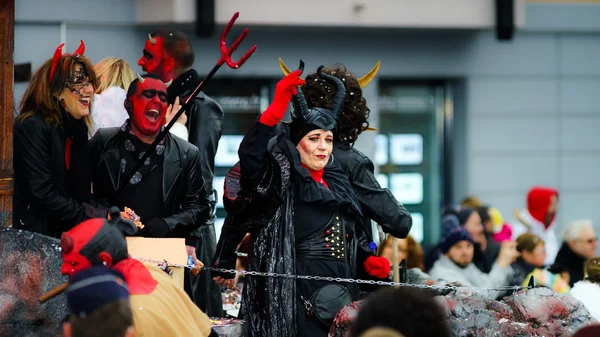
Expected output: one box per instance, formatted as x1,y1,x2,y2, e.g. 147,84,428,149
133,257,527,293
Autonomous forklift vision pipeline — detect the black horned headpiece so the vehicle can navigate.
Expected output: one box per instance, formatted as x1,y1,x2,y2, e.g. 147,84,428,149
289,60,346,144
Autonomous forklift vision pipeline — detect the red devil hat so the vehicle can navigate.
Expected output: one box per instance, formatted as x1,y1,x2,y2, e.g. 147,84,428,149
49,40,86,82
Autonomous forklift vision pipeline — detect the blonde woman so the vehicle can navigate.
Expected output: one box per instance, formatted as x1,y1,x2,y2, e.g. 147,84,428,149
89,58,132,137
90,57,187,139
95,57,135,95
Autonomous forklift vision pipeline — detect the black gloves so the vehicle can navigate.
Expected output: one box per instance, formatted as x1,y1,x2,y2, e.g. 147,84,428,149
139,217,171,238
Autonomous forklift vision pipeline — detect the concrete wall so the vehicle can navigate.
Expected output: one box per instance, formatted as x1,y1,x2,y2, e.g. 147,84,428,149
13,0,600,238
468,3,600,235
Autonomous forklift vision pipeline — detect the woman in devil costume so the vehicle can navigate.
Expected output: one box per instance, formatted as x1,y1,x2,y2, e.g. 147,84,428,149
278,59,412,243
213,62,386,337
13,41,108,237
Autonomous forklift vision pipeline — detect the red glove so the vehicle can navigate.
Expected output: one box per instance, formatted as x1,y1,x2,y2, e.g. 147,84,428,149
259,69,305,126
364,256,391,279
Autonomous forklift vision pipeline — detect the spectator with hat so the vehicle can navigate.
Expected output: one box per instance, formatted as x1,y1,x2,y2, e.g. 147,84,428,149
63,266,134,337
425,206,493,273
429,215,517,297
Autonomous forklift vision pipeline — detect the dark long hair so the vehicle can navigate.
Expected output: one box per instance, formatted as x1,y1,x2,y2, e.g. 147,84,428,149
302,64,370,144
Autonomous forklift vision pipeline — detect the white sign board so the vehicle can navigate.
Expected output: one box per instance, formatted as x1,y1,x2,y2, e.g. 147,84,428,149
390,173,423,205
215,135,244,167
390,134,423,165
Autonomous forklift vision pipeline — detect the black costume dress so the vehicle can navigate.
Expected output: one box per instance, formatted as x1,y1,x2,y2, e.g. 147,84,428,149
214,121,369,337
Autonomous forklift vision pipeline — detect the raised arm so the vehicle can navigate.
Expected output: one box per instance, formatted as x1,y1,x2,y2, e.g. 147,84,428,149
238,69,305,182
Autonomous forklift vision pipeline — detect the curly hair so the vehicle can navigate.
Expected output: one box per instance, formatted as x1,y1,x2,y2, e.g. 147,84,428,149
349,287,451,337
302,64,370,144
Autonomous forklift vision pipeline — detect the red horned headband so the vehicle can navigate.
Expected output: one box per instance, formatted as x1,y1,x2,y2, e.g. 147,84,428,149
49,40,86,82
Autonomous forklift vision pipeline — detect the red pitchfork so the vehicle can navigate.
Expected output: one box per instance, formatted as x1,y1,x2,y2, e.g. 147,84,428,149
118,12,257,193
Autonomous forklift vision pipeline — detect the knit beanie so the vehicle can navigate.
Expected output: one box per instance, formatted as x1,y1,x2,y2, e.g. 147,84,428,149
439,215,474,254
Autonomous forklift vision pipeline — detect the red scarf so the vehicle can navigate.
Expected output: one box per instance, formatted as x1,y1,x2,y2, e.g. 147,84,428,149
112,258,158,295
302,164,328,188
65,138,72,170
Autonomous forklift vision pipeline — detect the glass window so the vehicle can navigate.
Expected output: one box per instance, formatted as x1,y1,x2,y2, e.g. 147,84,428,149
390,173,423,205
377,82,448,248
201,78,275,228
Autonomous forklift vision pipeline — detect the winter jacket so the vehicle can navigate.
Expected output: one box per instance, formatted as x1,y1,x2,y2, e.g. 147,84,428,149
429,255,513,299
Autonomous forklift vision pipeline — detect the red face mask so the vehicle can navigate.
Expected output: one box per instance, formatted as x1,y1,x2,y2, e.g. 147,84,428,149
60,219,106,277
138,37,164,75
128,78,168,136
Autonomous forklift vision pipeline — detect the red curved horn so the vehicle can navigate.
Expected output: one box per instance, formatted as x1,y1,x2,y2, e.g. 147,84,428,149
73,40,85,56
49,43,65,82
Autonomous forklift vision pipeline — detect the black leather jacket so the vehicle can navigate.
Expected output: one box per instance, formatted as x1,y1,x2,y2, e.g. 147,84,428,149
13,113,107,238
89,127,209,237
168,69,223,241
333,142,412,240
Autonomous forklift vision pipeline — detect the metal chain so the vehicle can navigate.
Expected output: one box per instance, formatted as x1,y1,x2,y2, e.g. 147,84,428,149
133,257,527,293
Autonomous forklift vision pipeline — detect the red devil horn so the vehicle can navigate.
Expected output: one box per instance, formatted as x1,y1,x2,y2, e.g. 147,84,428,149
49,42,65,82
73,40,85,56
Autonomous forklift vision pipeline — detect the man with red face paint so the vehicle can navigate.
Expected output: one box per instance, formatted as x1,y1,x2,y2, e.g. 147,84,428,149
89,74,209,239
139,30,224,316
512,186,560,265
60,216,216,337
